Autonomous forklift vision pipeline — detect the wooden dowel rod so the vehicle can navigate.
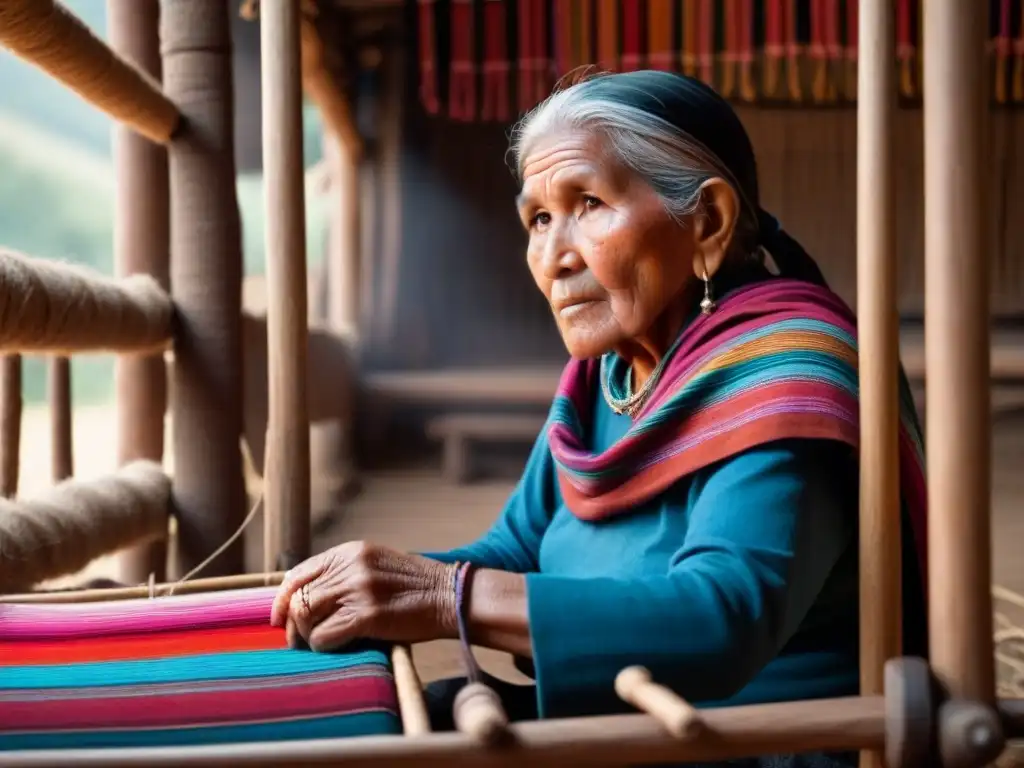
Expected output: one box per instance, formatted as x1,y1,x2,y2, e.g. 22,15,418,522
261,0,311,570
922,0,996,703
391,645,431,736
48,356,73,481
0,571,285,604
855,3,899,768
615,666,702,739
0,354,22,498
0,695,886,767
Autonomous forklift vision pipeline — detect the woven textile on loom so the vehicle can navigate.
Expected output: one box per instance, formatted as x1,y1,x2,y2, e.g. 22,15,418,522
0,587,401,750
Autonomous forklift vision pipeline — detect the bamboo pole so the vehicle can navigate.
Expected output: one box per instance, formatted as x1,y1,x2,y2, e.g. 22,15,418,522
0,354,21,498
855,3,899,768
260,0,312,570
922,0,996,703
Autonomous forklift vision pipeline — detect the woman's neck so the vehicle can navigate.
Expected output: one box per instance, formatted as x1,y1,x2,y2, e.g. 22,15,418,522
614,290,695,391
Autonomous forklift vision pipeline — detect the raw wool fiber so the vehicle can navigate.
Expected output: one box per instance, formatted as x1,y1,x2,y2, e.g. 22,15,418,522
0,0,179,143
0,461,169,593
0,248,173,355
0,586,401,749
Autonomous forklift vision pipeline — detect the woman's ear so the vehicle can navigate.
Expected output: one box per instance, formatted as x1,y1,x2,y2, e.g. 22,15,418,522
690,177,740,280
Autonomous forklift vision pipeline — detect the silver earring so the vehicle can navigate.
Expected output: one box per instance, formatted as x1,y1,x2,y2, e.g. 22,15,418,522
700,270,716,315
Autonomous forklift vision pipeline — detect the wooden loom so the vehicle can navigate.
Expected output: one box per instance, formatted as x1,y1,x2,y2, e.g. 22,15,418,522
0,0,1021,765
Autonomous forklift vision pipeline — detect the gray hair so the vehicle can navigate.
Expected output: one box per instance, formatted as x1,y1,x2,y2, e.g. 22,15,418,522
509,76,760,257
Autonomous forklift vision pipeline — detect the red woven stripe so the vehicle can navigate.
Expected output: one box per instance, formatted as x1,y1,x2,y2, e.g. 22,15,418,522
765,0,784,56
0,625,285,667
2,673,397,731
418,0,440,113
481,0,511,121
810,0,826,58
896,0,913,60
997,0,1012,55
621,0,643,71
846,0,858,58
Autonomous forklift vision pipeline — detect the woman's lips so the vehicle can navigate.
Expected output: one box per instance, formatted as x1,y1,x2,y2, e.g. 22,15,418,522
558,299,599,318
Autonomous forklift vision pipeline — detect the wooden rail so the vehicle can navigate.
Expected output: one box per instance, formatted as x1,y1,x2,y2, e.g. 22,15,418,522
0,695,886,767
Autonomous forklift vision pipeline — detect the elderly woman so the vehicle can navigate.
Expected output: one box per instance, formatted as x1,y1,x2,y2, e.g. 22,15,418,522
271,71,928,767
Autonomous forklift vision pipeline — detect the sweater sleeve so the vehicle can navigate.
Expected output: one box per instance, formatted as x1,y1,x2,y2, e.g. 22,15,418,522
524,439,857,718
419,425,558,573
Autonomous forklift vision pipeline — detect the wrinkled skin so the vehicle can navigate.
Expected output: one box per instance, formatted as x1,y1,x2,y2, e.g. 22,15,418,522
272,128,742,652
516,129,739,382
271,541,457,652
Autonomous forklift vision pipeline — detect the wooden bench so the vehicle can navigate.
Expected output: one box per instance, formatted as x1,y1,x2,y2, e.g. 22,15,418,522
426,413,548,484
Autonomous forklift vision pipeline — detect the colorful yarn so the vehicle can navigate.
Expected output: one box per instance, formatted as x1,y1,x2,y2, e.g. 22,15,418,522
547,279,929,586
0,587,401,750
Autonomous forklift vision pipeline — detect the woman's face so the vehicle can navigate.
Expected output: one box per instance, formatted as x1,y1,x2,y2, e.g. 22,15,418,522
516,130,698,360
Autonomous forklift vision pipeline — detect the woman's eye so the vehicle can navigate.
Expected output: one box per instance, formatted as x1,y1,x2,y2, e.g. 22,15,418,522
531,212,551,228
582,195,602,210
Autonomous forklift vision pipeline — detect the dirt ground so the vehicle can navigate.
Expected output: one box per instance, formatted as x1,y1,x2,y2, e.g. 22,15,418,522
16,403,1024,688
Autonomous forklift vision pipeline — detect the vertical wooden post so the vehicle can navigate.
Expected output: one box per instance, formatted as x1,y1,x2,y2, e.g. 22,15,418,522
162,0,246,577
375,47,405,347
0,355,21,498
108,0,169,583
260,0,311,570
855,4,898,768
325,134,362,333
923,1,995,702
48,356,73,481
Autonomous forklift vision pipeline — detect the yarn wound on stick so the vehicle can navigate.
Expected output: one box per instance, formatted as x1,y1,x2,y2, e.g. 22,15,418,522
0,586,401,749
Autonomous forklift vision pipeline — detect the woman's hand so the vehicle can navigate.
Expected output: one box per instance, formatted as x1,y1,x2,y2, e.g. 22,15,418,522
270,541,458,652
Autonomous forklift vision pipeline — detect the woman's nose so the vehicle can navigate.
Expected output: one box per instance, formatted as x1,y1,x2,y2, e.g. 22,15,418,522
540,228,584,280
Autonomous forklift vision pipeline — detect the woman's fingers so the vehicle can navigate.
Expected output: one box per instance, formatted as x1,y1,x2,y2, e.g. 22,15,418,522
285,616,309,650
287,571,342,641
271,557,328,627
307,610,359,653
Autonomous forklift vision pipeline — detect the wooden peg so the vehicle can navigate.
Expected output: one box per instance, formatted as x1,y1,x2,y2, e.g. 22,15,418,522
884,656,935,768
615,665,702,738
937,699,1005,768
452,681,510,745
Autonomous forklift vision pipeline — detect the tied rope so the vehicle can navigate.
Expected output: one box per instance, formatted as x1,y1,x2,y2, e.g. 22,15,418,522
0,248,173,355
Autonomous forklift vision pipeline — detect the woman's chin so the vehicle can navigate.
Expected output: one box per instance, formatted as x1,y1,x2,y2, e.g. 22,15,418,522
559,331,615,361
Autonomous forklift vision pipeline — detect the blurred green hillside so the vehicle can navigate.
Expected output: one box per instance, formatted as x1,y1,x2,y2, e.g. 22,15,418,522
0,0,327,405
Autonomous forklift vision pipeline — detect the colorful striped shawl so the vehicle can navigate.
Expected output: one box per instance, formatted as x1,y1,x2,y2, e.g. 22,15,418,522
548,278,928,582
0,587,401,750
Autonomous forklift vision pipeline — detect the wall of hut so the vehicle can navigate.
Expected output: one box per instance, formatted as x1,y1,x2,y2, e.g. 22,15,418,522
362,104,1024,372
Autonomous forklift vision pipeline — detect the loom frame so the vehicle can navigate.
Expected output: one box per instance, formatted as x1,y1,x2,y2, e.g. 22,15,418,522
0,0,1018,765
